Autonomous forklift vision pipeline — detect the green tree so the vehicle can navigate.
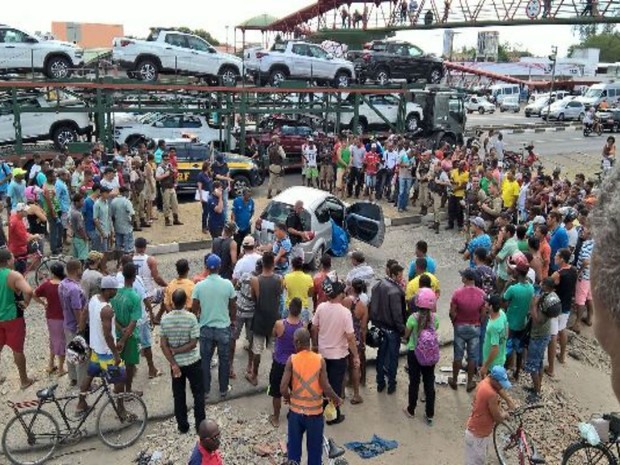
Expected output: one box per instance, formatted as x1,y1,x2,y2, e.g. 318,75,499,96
496,42,533,63
570,32,620,63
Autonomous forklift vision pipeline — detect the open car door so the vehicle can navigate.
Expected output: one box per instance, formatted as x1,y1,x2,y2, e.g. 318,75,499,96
345,202,386,248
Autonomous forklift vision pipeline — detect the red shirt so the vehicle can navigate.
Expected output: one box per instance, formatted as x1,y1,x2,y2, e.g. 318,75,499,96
189,442,223,465
35,280,64,320
364,152,380,175
451,285,485,325
332,142,341,164
313,271,329,307
8,213,28,257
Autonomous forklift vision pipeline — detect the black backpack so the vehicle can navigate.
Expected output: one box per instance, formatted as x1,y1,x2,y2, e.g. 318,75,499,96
540,291,562,318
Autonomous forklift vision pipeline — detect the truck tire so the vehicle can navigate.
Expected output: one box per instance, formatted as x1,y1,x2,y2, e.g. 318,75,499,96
218,66,240,87
427,68,443,84
269,69,287,87
405,113,420,132
136,58,159,82
333,71,351,88
52,124,78,150
376,68,390,86
351,118,368,135
232,175,251,198
45,56,72,79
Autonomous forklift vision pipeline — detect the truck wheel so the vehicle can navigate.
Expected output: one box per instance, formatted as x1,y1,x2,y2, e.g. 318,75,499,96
376,68,390,86
405,113,420,132
427,68,443,84
45,56,72,79
52,124,78,150
478,107,485,114
232,175,251,198
218,67,239,87
269,69,287,87
136,59,159,82
125,135,146,151
439,133,457,147
334,72,350,88
351,118,367,135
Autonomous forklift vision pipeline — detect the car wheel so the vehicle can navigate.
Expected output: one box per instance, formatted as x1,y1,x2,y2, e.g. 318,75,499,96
312,245,325,271
558,113,565,121
52,124,78,150
269,69,287,87
376,68,390,86
125,135,146,151
136,59,159,82
427,68,443,84
578,112,585,122
334,71,350,88
218,67,239,87
232,175,251,198
45,56,72,79
405,113,420,132
525,112,531,118
478,107,485,115
466,109,473,114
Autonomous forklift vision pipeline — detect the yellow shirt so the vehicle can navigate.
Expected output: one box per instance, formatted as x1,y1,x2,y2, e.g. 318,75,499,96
450,169,469,198
163,278,195,310
284,270,314,308
501,179,520,208
405,272,440,301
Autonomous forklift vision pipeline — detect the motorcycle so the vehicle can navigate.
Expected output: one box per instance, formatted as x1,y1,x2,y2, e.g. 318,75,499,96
583,120,603,137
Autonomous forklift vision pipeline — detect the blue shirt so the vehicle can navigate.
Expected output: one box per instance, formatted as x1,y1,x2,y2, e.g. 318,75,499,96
232,197,254,231
197,172,212,197
35,171,46,188
549,226,569,271
273,236,293,274
55,179,70,214
0,163,11,194
407,255,437,280
7,180,25,209
154,147,164,164
212,162,230,189
83,196,96,232
467,233,492,268
207,195,225,231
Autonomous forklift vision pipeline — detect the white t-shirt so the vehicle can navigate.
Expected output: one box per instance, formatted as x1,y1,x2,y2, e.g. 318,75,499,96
89,295,116,355
566,227,579,249
302,145,318,167
232,252,262,281
494,139,505,160
101,177,120,191
384,150,400,170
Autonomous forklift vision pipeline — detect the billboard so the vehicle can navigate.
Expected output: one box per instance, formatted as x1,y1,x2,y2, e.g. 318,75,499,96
477,31,499,62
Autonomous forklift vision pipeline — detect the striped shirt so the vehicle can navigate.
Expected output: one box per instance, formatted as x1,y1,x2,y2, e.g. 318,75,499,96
160,309,200,367
577,239,594,281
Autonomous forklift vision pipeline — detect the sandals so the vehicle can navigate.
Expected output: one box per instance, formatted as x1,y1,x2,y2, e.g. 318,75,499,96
148,370,163,379
350,397,364,405
466,382,477,393
269,415,280,428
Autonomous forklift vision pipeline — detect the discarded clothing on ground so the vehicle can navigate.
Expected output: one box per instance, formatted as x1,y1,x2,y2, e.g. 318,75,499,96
344,434,398,459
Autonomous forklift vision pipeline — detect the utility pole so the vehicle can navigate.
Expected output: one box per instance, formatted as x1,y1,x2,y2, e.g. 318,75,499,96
545,45,558,121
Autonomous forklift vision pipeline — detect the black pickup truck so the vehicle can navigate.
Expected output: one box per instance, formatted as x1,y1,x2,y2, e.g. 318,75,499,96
348,40,444,86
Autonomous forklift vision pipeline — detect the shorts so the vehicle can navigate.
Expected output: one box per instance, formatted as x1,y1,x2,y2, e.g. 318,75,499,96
120,335,140,365
464,429,490,465
365,174,377,188
115,232,135,254
234,315,254,341
453,324,480,364
87,351,126,383
306,167,319,179
72,237,89,261
336,167,347,189
138,320,152,349
525,335,551,373
575,279,592,306
320,165,334,183
47,318,66,356
268,360,286,398
0,317,26,352
251,334,268,356
60,212,69,229
508,329,528,354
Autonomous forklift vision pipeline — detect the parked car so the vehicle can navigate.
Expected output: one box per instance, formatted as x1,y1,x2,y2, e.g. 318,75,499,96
500,96,520,113
0,92,92,149
245,41,355,88
164,140,262,197
541,99,585,121
114,113,237,151
465,96,495,114
327,93,424,133
0,25,84,79
524,96,554,117
596,108,620,132
113,28,243,84
254,123,328,169
254,186,385,268
348,40,444,85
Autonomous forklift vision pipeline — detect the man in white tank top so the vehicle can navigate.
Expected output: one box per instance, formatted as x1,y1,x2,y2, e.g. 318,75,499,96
302,138,319,188
132,237,168,303
76,276,122,413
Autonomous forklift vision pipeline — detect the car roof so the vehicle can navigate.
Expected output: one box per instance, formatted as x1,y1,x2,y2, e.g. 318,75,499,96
272,186,331,210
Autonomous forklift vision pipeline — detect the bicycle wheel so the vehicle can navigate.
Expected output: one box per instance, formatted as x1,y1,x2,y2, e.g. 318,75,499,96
562,441,615,465
1,409,60,465
493,422,523,465
96,392,147,449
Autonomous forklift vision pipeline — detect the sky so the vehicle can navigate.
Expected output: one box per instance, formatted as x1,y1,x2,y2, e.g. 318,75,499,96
3,0,582,57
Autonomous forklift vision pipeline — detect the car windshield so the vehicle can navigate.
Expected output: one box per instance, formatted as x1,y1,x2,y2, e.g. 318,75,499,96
584,87,603,98
260,201,311,229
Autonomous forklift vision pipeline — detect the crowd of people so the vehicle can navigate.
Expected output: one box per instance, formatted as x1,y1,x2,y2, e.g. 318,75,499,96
0,126,615,465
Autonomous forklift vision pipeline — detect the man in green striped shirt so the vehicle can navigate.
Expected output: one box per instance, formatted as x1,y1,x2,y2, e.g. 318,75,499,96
160,289,205,434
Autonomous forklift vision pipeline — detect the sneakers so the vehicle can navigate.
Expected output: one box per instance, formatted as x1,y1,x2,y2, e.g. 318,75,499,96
425,414,434,426
387,385,396,395
220,385,232,399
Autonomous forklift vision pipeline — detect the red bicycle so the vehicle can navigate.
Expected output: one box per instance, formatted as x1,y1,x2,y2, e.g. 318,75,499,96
494,404,547,465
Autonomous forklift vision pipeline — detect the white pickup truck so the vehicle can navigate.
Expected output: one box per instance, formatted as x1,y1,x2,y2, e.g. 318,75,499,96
112,29,243,85
244,40,356,88
0,25,84,79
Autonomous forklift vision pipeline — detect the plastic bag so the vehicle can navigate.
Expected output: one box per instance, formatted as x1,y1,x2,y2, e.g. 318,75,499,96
324,401,337,422
579,422,601,446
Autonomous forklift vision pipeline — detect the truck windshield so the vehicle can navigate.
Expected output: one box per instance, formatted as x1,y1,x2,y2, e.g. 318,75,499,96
585,87,603,98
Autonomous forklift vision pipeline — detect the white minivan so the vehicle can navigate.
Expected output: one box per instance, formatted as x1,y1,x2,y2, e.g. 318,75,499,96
576,83,620,108
489,84,521,104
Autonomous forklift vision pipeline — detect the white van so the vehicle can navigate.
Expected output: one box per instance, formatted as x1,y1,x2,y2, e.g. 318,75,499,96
489,84,521,104
576,83,620,108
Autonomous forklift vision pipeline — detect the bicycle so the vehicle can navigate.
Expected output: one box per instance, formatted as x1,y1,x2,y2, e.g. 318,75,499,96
561,413,620,464
494,404,546,465
1,369,148,465
15,240,69,287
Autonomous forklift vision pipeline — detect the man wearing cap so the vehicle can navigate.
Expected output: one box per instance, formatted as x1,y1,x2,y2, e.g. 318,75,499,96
0,159,12,215
464,217,492,269
8,203,42,275
302,137,319,188
449,268,486,392
110,186,136,255
267,136,286,199
7,168,27,214
232,236,262,281
464,366,512,465
231,188,255,252
93,186,112,253
192,254,236,399
100,167,120,197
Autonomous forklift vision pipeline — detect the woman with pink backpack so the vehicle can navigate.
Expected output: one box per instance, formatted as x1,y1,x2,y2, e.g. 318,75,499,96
403,288,440,426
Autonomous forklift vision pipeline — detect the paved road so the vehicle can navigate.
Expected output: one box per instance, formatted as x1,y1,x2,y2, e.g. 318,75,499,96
466,109,581,127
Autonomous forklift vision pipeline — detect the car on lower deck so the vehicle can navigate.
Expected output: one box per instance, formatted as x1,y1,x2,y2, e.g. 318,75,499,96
254,186,386,268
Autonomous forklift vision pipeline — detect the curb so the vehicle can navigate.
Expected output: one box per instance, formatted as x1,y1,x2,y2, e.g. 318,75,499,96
502,126,580,135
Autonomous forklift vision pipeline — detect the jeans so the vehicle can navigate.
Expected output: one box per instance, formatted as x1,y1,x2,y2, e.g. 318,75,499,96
171,360,205,433
201,201,209,231
478,316,488,368
200,326,231,396
48,216,62,254
86,229,101,252
222,188,229,220
375,168,388,200
376,328,400,389
325,357,347,420
448,195,464,228
287,411,324,465
115,231,134,254
454,324,481,365
407,351,435,418
398,177,413,210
